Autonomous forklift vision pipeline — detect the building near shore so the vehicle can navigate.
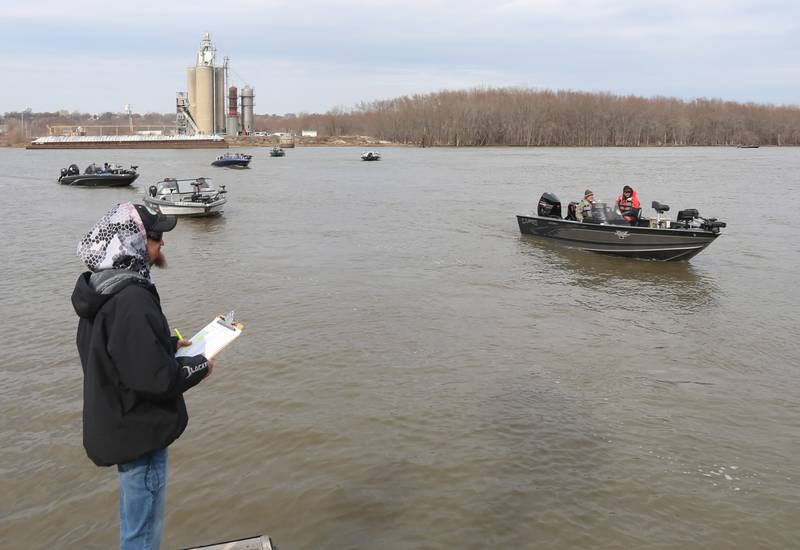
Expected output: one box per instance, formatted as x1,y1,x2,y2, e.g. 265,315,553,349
26,33,253,148
177,33,255,136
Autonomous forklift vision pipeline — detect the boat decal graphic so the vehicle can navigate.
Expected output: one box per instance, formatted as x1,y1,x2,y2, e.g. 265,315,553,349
614,230,630,239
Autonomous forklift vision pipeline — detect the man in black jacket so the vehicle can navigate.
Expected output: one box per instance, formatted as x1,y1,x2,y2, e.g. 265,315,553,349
72,202,213,550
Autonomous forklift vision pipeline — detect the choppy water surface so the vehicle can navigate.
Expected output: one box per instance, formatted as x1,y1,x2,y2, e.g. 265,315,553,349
1,146,798,549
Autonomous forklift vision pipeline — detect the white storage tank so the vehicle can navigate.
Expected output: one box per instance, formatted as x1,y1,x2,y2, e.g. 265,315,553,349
195,65,215,135
241,86,254,135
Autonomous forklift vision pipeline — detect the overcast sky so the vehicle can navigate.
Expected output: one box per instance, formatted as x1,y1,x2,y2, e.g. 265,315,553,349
3,0,798,115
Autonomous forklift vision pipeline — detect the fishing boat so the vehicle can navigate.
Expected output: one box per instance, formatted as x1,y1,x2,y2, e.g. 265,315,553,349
144,177,227,217
269,147,286,157
58,163,139,186
211,152,252,168
361,151,381,161
736,144,760,148
517,192,726,261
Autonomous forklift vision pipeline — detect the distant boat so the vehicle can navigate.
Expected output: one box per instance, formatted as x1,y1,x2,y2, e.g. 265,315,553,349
211,152,252,168
58,162,139,186
736,144,760,148
269,147,286,157
361,151,381,161
144,177,227,217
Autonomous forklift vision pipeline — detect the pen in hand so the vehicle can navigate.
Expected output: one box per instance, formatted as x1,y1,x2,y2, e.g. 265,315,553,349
175,329,192,348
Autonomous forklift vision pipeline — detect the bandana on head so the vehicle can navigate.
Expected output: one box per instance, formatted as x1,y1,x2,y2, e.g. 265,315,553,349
77,202,151,280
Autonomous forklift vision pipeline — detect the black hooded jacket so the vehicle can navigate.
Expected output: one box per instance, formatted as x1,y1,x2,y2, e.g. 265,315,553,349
72,271,209,467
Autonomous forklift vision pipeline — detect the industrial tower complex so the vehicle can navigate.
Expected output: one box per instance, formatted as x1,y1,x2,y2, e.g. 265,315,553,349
28,33,251,148
176,33,254,136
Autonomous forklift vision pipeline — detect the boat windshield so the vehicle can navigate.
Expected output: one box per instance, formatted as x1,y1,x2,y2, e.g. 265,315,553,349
587,201,627,223
157,179,179,193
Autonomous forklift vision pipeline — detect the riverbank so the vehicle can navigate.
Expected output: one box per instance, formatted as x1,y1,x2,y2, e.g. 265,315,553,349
224,135,405,148
0,134,406,149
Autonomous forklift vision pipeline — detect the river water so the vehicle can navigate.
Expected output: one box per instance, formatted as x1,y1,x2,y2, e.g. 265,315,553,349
1,146,798,549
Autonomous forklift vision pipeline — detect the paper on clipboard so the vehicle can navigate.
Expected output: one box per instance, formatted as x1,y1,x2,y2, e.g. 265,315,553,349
175,313,244,360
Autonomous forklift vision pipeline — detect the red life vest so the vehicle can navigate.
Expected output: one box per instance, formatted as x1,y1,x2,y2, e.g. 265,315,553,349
615,191,640,220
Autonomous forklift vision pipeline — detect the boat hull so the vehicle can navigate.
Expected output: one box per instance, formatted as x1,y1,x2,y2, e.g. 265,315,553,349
58,174,139,187
144,196,226,217
517,215,720,261
211,160,250,168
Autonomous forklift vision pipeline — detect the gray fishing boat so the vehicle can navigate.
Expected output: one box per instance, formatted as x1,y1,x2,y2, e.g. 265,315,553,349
144,177,227,217
517,193,726,261
58,162,139,187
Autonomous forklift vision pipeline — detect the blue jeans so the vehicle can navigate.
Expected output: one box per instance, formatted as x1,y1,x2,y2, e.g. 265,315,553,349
117,448,168,550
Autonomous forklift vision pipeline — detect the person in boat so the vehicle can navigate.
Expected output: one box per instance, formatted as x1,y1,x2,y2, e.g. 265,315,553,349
72,203,215,550
565,202,578,221
614,185,641,223
576,189,595,222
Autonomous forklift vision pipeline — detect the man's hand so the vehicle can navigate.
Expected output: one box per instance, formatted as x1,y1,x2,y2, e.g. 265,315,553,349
178,340,214,379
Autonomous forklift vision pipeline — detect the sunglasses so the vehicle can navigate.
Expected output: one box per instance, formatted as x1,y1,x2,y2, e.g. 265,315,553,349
147,231,163,242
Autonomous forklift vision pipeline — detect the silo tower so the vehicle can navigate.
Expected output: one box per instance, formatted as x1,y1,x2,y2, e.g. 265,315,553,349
241,86,255,135
186,32,224,135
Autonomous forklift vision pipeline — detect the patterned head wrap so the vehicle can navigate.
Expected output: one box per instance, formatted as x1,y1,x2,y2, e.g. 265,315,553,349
77,202,150,279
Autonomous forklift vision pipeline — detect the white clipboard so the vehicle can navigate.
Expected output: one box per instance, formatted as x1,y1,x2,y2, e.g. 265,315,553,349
175,313,244,360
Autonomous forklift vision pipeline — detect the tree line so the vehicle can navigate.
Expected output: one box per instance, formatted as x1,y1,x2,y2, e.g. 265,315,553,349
314,88,800,147
5,87,800,146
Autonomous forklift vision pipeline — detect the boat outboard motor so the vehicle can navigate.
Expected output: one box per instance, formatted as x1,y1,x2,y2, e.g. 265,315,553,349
67,164,80,176
537,192,562,218
677,208,727,232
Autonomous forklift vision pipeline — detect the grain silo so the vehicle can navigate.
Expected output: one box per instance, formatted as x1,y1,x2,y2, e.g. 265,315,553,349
184,32,224,135
195,65,215,134
241,86,254,135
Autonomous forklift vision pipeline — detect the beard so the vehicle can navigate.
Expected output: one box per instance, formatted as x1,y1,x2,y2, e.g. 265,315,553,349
151,251,167,268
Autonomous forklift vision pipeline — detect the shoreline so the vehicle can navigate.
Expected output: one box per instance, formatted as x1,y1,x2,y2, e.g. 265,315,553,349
1,136,789,149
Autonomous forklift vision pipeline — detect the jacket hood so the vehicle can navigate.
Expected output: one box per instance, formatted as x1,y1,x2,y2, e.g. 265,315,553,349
71,271,151,320
77,202,151,280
